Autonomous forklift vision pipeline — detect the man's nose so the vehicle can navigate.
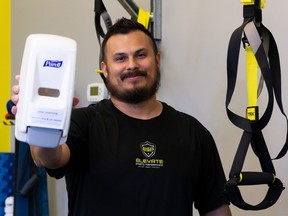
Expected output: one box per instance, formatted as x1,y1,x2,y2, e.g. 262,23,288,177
127,56,138,70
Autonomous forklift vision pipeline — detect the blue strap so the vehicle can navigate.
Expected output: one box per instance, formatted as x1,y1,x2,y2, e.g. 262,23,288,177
14,141,49,216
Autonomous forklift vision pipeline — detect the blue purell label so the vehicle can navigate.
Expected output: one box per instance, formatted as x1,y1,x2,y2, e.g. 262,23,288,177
43,60,63,68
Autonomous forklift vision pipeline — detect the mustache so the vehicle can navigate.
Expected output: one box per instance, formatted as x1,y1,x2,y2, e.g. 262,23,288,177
120,70,147,81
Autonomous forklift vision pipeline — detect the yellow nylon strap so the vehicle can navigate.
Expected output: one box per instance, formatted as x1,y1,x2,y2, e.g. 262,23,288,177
246,45,258,107
0,0,11,152
246,45,258,121
241,0,266,9
96,69,103,74
137,8,150,29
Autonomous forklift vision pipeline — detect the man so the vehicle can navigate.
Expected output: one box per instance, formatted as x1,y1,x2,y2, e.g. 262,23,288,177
12,18,232,216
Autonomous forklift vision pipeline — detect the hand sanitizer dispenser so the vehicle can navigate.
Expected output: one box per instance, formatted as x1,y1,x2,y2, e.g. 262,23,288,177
15,34,77,148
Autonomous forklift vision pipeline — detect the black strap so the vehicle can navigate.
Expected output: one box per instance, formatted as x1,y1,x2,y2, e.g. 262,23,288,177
94,0,112,44
224,4,286,210
225,177,283,210
94,0,112,85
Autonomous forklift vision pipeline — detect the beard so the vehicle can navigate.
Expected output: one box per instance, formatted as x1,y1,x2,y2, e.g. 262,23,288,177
105,68,161,104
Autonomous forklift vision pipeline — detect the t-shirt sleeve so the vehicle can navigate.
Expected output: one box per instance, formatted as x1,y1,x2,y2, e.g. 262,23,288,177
193,125,230,214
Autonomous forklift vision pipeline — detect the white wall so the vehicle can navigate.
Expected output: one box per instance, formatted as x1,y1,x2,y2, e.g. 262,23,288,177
11,0,288,215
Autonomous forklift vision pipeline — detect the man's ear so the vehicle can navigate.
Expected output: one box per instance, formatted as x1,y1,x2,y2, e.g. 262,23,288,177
156,52,160,68
101,61,108,78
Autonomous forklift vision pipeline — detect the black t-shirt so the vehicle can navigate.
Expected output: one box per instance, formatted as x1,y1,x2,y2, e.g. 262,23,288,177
47,99,229,216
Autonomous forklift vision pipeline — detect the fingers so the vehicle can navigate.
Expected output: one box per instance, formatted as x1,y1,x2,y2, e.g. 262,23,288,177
11,75,20,115
73,96,79,107
15,74,20,82
11,85,20,104
11,84,20,94
11,105,17,116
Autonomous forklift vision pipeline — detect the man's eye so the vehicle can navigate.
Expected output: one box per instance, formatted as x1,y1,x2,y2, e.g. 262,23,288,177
115,56,126,62
137,52,147,58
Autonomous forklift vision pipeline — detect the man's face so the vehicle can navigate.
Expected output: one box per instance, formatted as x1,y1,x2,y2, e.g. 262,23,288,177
101,30,160,104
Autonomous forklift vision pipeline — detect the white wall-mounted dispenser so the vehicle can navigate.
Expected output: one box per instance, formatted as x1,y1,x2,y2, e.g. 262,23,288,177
15,34,77,148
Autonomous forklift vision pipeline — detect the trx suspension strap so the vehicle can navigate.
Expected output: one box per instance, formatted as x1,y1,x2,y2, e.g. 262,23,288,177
224,0,287,210
94,0,112,84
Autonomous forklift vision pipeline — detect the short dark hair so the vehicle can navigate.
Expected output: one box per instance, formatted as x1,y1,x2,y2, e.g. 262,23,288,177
100,17,158,62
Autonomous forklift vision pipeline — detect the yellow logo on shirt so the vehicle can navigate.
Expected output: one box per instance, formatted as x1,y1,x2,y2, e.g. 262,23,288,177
136,141,164,168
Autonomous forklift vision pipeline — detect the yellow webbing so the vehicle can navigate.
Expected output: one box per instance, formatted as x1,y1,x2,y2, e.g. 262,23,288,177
246,45,258,121
241,0,266,9
137,8,150,29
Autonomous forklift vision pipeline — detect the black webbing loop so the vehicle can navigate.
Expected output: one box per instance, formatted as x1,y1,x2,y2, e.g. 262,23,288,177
226,19,274,133
264,25,288,159
225,177,283,210
94,0,112,85
94,0,112,44
224,3,287,210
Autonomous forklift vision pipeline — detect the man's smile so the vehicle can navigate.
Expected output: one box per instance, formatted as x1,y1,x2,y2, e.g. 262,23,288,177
120,70,147,81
